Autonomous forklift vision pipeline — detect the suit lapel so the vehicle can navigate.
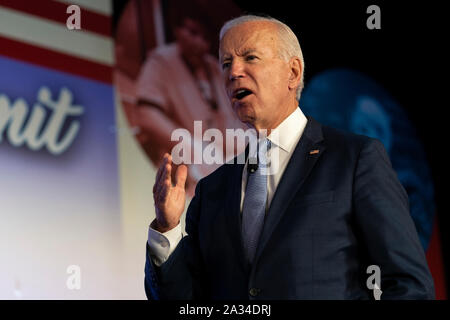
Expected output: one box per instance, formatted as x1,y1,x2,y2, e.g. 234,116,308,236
253,117,326,266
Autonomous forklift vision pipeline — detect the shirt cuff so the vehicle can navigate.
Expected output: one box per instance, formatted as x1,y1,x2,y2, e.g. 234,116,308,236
147,219,183,266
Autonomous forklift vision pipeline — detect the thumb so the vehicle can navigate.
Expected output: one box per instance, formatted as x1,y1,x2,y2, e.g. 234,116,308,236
175,164,188,189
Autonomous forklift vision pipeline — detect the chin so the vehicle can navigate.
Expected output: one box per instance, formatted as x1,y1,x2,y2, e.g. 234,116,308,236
234,104,253,119
236,111,255,124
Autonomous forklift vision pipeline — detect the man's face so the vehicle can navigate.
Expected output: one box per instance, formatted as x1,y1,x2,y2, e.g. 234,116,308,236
219,21,293,130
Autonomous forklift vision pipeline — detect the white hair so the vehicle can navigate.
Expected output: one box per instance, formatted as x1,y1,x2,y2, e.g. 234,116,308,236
220,15,305,100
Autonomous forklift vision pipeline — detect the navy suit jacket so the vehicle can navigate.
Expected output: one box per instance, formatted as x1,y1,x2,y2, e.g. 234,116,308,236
144,117,435,300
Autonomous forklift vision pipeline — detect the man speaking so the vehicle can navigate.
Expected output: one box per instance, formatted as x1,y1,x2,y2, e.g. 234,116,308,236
144,15,435,299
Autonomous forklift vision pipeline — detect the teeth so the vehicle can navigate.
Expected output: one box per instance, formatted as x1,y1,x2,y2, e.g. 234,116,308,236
234,89,252,100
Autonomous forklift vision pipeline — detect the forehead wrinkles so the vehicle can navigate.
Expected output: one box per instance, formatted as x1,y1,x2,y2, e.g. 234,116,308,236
220,22,279,59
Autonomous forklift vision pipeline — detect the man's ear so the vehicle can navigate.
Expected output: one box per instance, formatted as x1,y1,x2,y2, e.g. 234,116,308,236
288,57,302,90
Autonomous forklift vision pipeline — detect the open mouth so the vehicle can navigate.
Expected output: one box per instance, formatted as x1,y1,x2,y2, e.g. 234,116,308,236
234,89,253,100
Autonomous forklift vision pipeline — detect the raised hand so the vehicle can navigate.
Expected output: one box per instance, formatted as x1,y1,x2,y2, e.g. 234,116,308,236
152,153,187,233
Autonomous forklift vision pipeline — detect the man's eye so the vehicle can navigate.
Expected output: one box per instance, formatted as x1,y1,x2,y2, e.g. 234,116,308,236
246,55,257,61
222,62,231,69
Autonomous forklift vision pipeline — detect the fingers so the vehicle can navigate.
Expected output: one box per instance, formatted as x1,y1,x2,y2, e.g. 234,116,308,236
152,154,187,224
155,154,169,185
157,177,170,203
153,153,172,203
175,164,188,189
156,154,171,185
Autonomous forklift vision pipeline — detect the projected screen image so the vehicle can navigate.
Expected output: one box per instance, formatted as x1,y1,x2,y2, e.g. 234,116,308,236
114,0,245,198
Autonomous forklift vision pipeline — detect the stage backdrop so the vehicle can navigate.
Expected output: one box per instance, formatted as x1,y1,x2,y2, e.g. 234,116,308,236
0,0,147,299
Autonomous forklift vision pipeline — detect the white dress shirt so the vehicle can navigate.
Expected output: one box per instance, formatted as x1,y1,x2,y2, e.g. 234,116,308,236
147,107,308,266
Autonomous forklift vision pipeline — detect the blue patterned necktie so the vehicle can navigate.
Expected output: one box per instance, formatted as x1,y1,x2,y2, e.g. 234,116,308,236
242,138,271,265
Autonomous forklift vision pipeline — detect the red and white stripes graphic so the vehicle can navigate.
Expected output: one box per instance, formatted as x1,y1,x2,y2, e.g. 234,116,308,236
0,0,113,83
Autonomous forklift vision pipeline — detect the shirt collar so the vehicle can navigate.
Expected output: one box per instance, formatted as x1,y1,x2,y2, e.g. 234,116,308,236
268,107,308,153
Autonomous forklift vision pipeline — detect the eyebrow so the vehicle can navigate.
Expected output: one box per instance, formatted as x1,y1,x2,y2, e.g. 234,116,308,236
239,48,258,56
221,48,260,62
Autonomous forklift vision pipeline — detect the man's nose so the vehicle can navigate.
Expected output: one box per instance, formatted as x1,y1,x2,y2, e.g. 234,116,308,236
229,61,245,81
